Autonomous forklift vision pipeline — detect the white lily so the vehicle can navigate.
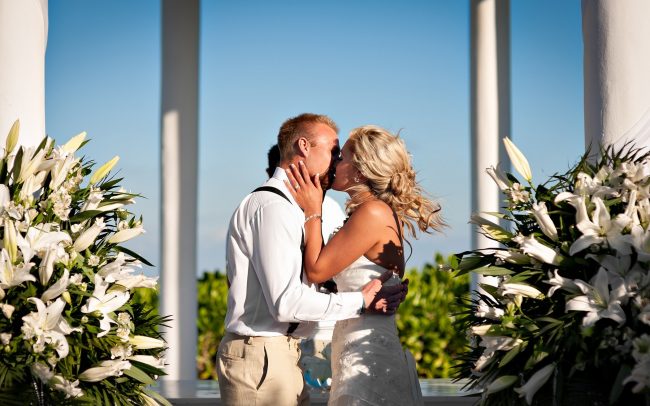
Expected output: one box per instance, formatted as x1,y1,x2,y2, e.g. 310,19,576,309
565,267,627,327
50,375,84,398
629,224,650,262
544,269,580,297
49,154,78,191
80,187,104,212
19,172,47,205
18,147,47,183
81,275,130,337
473,336,523,372
514,363,555,405
21,298,70,358
97,253,127,282
41,269,71,302
475,302,505,320
560,195,632,255
531,201,558,241
73,217,106,252
503,137,532,182
38,245,69,286
0,248,36,289
16,223,72,265
129,335,166,349
512,234,563,265
486,165,510,191
499,282,544,299
108,226,145,244
79,360,131,382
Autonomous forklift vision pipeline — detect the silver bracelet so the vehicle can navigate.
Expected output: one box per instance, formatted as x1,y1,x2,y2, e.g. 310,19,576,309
304,213,322,224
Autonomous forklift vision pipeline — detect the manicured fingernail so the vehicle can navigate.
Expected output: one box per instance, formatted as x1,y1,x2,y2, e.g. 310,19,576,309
299,161,305,165
290,164,295,168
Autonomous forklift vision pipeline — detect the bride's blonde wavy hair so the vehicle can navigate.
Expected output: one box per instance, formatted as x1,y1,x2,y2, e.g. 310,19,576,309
345,125,446,238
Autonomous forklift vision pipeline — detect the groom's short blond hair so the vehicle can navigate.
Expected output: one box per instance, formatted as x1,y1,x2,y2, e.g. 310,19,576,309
277,113,338,163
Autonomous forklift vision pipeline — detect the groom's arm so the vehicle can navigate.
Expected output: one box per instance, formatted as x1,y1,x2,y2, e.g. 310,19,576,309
252,201,364,323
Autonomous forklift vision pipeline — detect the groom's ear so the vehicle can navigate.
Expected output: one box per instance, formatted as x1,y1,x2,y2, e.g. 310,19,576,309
297,137,310,157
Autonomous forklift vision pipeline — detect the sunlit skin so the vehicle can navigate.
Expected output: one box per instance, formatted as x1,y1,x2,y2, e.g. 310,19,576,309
285,143,407,295
278,122,340,190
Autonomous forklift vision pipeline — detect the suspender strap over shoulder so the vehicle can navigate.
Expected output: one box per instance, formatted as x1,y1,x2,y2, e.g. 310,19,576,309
252,185,301,336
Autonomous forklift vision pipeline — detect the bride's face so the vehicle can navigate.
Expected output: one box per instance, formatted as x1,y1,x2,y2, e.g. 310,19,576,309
332,142,359,192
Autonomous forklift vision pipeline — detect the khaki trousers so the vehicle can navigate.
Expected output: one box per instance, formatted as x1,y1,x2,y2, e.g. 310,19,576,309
217,332,310,406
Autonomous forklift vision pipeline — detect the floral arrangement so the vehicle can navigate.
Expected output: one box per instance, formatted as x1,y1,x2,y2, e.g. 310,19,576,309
0,120,170,405
453,137,650,405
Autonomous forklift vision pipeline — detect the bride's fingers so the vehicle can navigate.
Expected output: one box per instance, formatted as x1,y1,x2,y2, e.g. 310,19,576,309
298,161,312,187
292,163,307,188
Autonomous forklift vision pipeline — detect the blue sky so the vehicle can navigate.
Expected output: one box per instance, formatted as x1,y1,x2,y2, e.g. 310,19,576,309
45,1,584,276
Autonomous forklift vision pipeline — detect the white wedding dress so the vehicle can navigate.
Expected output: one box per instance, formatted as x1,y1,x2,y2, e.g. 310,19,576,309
328,255,423,406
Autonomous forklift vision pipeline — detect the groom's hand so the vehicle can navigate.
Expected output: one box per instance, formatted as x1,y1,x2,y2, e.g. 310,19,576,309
360,270,408,315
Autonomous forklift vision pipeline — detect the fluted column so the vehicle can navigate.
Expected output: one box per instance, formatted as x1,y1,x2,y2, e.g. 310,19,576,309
0,0,48,146
583,0,650,152
470,0,510,293
160,0,199,382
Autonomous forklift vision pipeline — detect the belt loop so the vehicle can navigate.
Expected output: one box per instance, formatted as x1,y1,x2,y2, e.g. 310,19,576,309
245,336,253,345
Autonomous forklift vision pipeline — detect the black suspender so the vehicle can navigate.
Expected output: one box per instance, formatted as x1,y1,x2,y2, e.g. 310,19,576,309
252,186,302,335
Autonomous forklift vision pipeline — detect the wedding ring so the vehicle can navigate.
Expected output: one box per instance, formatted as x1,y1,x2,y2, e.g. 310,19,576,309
294,184,300,189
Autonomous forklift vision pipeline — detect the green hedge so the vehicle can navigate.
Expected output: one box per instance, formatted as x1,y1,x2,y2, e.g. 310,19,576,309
133,254,470,379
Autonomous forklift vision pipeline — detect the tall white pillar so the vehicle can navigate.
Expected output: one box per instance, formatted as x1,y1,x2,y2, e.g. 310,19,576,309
470,0,510,293
583,0,650,152
160,0,199,382
0,0,48,147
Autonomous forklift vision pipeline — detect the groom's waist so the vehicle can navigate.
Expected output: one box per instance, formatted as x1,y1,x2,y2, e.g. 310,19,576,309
223,332,302,347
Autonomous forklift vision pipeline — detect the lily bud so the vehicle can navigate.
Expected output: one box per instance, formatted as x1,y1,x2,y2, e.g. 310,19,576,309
90,156,119,185
4,219,17,264
514,364,555,405
129,335,166,349
62,131,87,154
61,291,72,305
108,226,145,244
5,120,19,155
503,137,533,182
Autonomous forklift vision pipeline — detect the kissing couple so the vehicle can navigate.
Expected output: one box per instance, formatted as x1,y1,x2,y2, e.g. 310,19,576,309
217,113,444,405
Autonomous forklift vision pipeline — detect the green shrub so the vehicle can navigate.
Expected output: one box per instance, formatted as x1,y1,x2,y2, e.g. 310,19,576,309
134,256,469,379
396,253,470,378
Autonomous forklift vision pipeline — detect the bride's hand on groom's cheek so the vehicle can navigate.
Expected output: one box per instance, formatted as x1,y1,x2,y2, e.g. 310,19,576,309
284,162,323,214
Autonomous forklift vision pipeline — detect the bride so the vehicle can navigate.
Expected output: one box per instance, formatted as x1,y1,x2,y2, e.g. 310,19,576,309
285,125,445,405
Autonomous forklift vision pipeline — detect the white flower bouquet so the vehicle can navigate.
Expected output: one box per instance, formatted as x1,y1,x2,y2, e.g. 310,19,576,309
453,138,650,405
0,121,169,405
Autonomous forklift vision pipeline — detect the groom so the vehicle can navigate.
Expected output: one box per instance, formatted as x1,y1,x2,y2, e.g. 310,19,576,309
217,113,407,405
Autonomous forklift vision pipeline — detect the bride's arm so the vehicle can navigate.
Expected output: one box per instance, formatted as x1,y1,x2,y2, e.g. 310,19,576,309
286,162,380,284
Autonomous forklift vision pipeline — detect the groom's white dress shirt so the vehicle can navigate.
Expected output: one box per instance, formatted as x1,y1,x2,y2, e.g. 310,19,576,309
224,167,363,338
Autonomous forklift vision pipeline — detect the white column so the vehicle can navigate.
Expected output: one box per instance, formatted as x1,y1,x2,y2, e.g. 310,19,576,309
583,0,650,152
0,0,48,147
160,0,199,382
470,0,510,293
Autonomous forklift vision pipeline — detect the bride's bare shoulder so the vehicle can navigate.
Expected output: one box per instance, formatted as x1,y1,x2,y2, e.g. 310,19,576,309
353,199,393,221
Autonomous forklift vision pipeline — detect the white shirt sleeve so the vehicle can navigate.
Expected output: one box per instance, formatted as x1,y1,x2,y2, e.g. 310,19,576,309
251,199,363,322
